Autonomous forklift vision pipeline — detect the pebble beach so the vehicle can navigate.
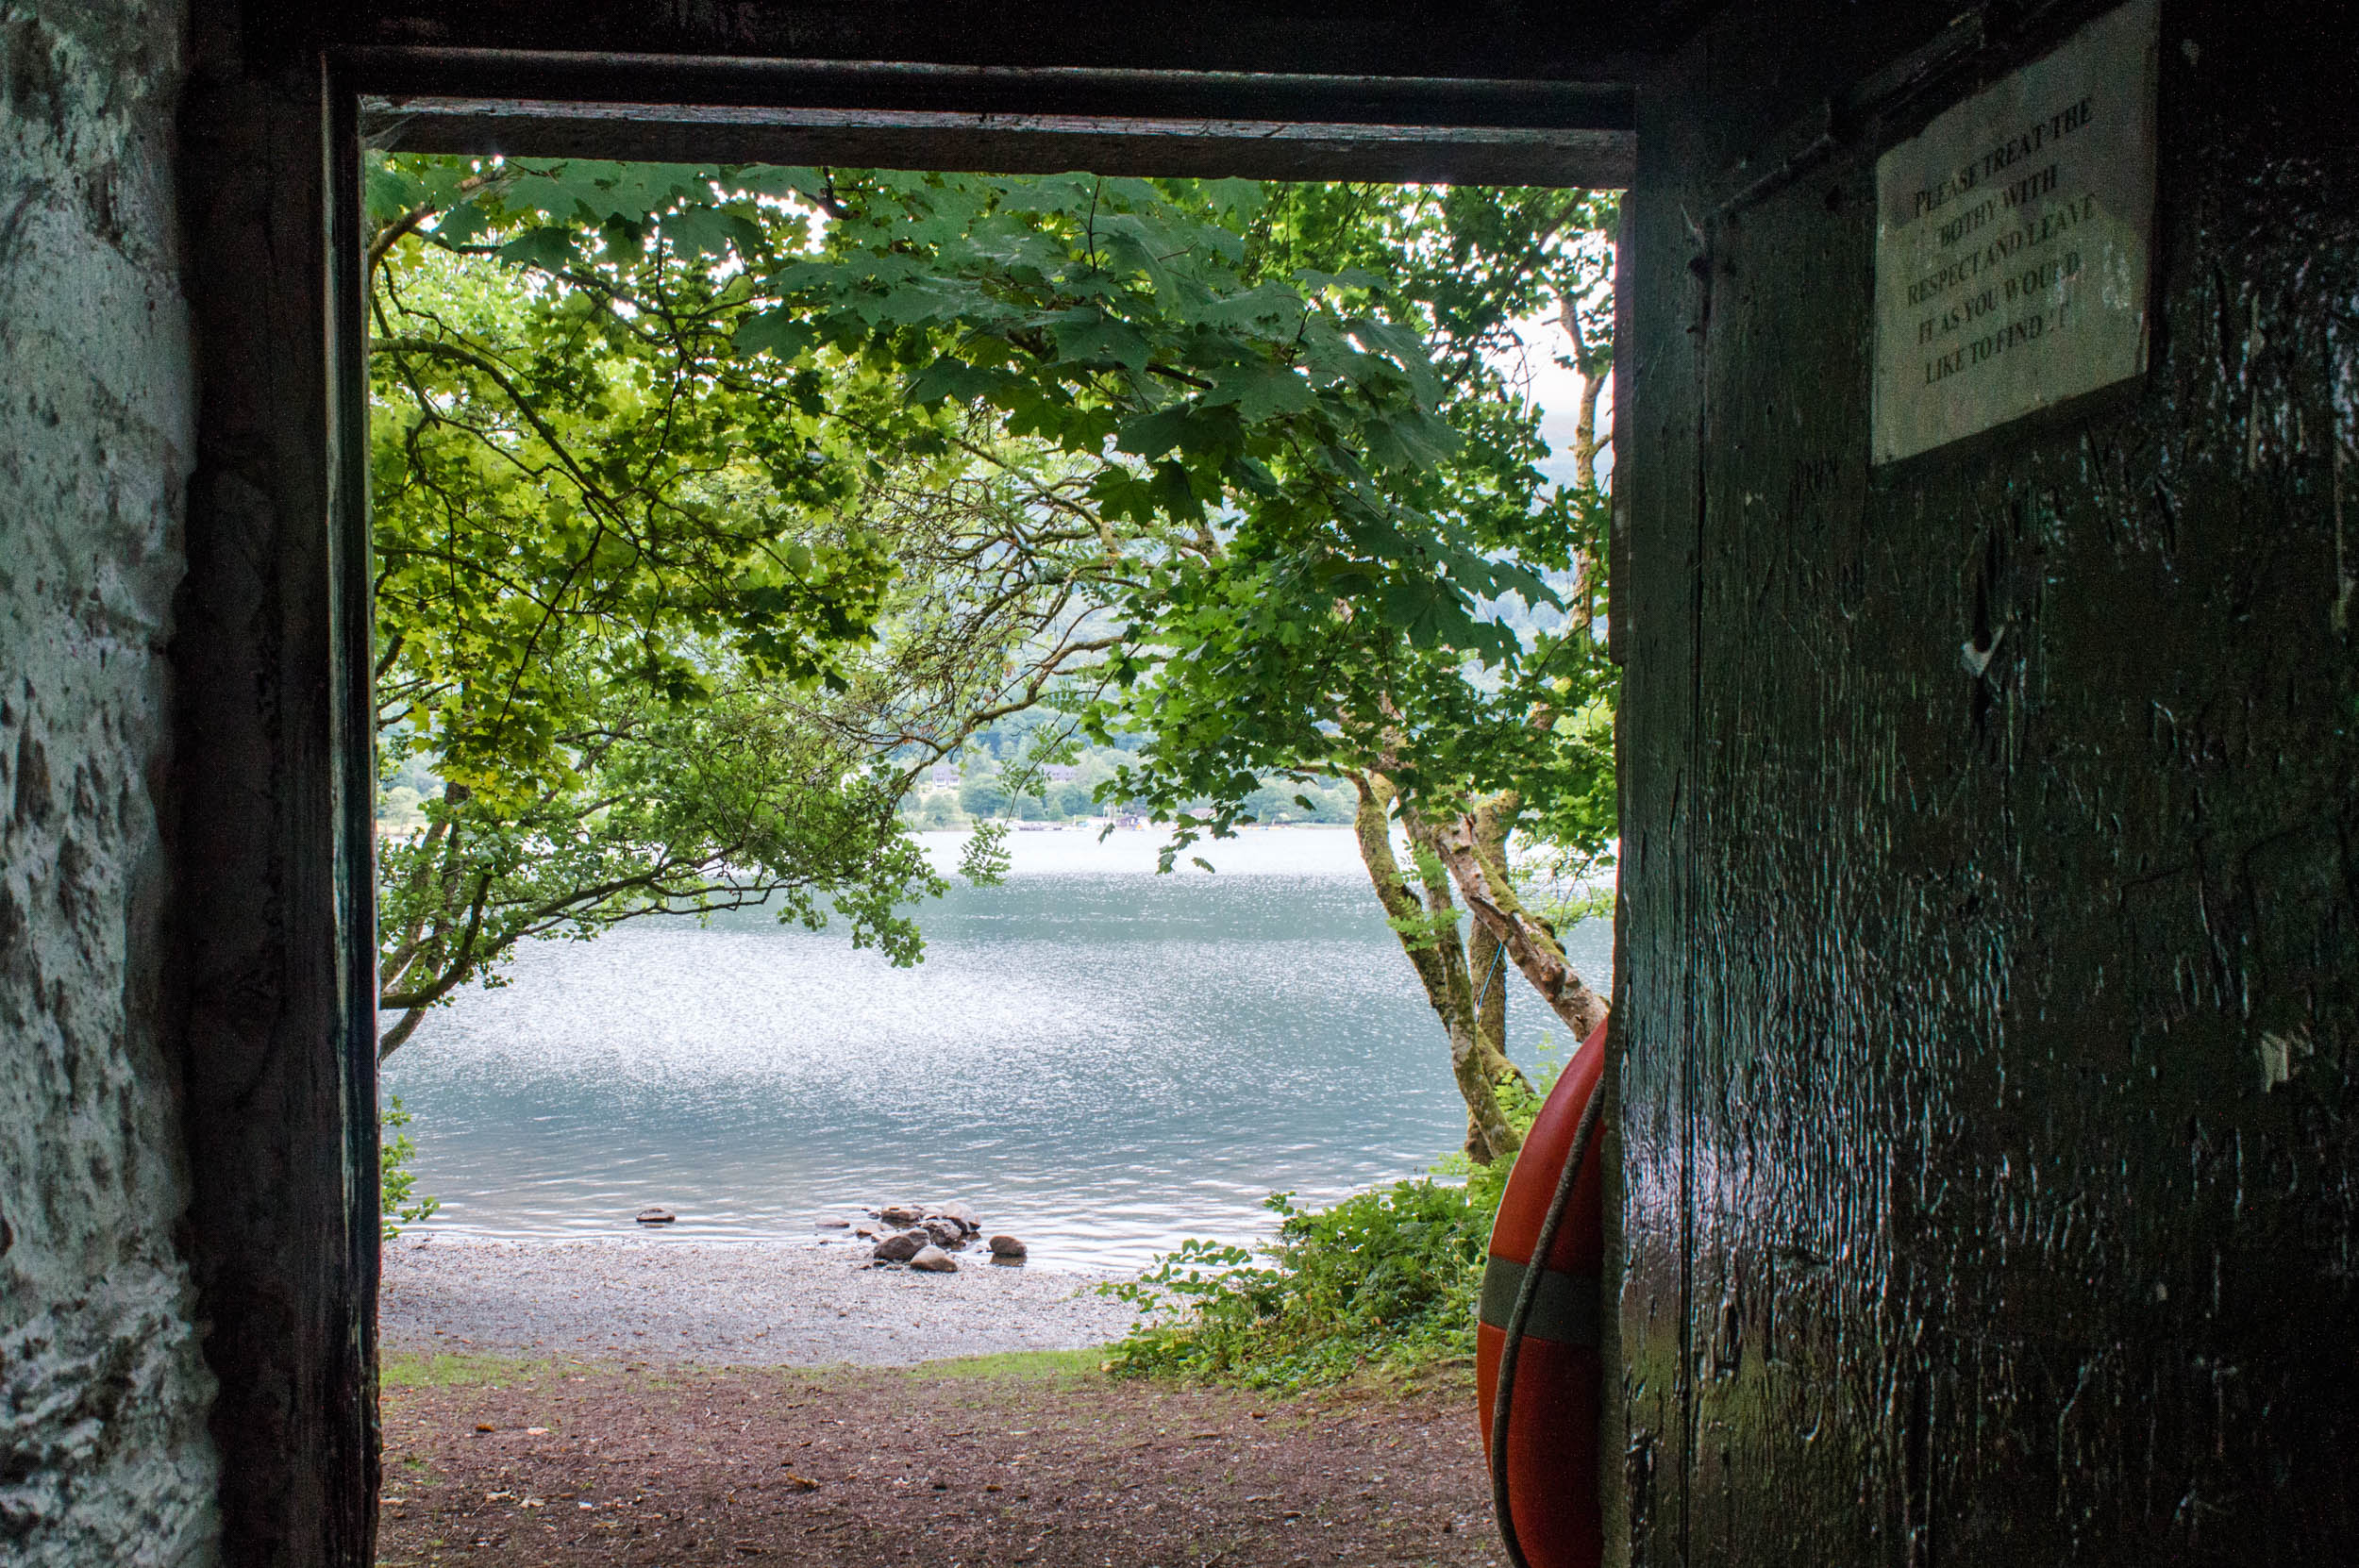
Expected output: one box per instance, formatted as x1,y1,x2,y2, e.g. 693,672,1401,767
381,1236,1141,1366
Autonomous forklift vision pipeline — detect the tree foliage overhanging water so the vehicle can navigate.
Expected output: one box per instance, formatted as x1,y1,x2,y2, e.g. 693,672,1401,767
366,158,1619,1170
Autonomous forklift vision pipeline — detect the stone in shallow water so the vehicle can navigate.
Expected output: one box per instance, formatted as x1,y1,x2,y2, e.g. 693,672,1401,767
635,1207,676,1225
909,1245,959,1273
929,1201,980,1232
921,1218,966,1248
878,1203,925,1226
988,1234,1028,1260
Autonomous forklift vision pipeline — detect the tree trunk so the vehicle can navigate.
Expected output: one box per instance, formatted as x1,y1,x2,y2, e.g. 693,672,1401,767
1349,772,1521,1165
1560,288,1612,494
1468,917,1514,1080
376,1003,428,1059
1461,800,1530,1093
376,784,486,1059
1434,791,1611,1039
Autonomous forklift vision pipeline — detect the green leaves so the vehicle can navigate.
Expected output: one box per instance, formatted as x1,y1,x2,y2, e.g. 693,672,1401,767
378,1096,439,1238
1198,359,1315,421
1077,182,1622,869
372,156,1561,691
1046,310,1152,371
733,309,815,360
370,216,901,801
367,162,967,1050
720,171,1518,654
1100,1178,1496,1390
497,225,577,272
365,153,1620,1050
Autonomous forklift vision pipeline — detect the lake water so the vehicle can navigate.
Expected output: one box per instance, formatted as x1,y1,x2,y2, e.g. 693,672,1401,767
381,826,1614,1271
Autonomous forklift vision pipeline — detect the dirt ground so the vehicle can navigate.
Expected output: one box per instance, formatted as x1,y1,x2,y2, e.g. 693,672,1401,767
376,1351,1505,1568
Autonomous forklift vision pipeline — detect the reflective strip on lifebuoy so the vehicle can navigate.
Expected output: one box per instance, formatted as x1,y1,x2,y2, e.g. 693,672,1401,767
1478,1257,1601,1348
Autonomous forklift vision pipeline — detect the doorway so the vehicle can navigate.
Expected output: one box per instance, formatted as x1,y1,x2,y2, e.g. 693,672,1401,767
175,38,1635,1563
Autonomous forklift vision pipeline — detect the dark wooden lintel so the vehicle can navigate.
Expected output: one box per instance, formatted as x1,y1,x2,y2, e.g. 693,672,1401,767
343,48,1638,127
349,42,1638,185
363,95,1634,186
338,1,1679,80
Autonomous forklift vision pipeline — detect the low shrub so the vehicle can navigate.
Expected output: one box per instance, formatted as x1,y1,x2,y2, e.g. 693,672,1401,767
1101,1180,1490,1388
1104,1038,1566,1391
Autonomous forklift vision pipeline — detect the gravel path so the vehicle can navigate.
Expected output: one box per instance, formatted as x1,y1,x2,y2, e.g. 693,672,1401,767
382,1237,1141,1366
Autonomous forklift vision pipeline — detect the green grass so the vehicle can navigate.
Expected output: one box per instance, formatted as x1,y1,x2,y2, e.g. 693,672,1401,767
380,1351,558,1390
896,1347,1105,1382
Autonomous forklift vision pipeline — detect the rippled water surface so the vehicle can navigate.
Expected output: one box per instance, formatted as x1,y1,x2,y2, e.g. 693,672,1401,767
384,827,1614,1270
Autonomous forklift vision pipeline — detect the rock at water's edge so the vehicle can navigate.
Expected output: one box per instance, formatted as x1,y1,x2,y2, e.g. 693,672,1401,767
879,1203,925,1226
987,1234,1027,1259
930,1201,980,1232
872,1229,928,1262
636,1207,677,1226
909,1244,959,1273
921,1218,966,1248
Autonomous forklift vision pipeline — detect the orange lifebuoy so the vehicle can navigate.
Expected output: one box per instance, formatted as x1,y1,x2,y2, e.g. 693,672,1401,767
1477,1020,1608,1568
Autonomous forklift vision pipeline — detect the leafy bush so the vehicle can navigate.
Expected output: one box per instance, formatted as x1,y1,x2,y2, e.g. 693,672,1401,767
1102,1182,1490,1388
1105,1038,1568,1390
380,1095,440,1240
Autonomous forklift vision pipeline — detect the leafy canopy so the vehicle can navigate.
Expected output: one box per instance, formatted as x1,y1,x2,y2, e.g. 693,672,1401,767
365,156,1615,1057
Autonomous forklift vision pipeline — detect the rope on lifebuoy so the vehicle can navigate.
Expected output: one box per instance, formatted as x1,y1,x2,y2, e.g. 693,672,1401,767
1489,1077,1607,1568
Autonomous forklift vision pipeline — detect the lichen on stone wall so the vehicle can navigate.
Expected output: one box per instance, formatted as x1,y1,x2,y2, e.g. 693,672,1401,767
0,3,221,1562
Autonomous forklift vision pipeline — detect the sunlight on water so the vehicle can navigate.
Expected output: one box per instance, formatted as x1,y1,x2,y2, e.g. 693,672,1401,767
383,826,1614,1270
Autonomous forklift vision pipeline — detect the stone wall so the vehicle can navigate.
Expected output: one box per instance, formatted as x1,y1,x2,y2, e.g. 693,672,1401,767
0,4,220,1562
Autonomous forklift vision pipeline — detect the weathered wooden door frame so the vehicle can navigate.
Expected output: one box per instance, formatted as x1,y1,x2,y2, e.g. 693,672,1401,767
175,15,1636,1562
179,27,381,1565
